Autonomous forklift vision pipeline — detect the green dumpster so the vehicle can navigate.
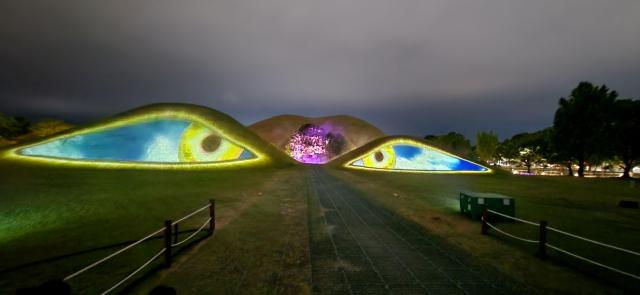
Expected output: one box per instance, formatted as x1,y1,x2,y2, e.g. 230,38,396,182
459,192,515,220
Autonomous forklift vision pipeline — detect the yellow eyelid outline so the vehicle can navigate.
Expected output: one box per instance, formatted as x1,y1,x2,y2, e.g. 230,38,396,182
1,104,275,170
338,136,492,174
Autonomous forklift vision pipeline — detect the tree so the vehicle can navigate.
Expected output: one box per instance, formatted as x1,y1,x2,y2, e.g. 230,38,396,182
498,131,547,172
21,119,74,141
424,132,472,157
539,128,574,176
519,146,541,173
0,116,73,146
0,115,30,139
476,131,499,162
612,99,640,178
497,136,520,164
552,82,617,177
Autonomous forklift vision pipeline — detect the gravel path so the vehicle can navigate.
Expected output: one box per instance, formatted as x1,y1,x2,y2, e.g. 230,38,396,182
307,167,530,295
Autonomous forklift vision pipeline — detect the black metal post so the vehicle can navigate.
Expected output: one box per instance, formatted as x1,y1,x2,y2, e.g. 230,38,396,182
208,199,216,236
164,220,172,267
538,220,548,259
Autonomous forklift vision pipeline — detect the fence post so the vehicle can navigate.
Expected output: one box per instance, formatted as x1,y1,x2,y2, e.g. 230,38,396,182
538,220,548,259
208,199,216,236
173,224,179,244
481,208,488,235
164,220,172,267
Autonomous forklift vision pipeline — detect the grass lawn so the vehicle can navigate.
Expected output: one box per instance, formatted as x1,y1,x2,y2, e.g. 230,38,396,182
1,160,639,294
129,166,311,294
329,168,640,294
0,162,310,294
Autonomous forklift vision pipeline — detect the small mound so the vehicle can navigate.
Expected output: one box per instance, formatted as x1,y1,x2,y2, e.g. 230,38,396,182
249,114,386,162
328,135,490,173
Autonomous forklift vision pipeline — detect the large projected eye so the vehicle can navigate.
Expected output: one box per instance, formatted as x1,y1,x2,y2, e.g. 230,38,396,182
178,123,252,162
349,141,489,173
358,145,395,169
18,119,255,164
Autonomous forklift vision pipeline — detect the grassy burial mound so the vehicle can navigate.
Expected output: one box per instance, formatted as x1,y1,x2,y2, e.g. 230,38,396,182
0,104,304,293
328,135,490,173
1,103,294,169
249,114,386,162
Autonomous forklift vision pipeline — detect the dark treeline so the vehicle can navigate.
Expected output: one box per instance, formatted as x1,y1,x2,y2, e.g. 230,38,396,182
0,115,73,147
427,81,640,178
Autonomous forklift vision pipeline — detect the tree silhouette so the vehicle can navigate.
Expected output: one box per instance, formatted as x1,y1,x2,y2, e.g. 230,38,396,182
518,147,541,174
15,119,74,142
424,132,472,157
498,131,548,173
536,128,574,176
612,99,640,178
0,115,30,139
476,131,499,162
552,82,617,177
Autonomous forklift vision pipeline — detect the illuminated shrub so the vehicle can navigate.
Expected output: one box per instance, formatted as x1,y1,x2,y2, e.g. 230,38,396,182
286,124,345,164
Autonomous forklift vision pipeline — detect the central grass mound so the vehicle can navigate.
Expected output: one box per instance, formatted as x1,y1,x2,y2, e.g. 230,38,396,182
249,114,386,161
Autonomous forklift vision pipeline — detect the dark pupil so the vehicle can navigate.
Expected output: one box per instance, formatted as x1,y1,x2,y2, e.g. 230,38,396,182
374,151,384,162
201,134,221,152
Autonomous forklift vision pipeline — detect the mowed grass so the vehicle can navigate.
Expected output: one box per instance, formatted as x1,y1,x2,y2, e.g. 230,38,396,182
131,166,311,294
0,162,310,294
329,168,640,294
2,160,639,294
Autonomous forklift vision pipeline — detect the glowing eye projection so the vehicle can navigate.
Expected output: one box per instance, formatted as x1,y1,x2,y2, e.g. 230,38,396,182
18,119,255,164
349,141,489,173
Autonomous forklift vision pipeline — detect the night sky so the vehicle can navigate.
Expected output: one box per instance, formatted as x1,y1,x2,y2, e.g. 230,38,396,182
1,1,639,140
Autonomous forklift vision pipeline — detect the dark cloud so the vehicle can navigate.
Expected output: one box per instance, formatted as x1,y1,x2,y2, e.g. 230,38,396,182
1,0,639,139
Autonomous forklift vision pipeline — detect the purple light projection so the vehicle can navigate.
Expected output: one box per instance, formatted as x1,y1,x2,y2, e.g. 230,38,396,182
287,123,345,164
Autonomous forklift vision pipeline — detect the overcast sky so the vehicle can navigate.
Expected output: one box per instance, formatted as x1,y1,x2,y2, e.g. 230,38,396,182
1,0,639,139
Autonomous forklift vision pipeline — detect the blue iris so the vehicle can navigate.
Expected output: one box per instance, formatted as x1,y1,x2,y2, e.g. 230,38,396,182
20,120,190,162
393,145,421,158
